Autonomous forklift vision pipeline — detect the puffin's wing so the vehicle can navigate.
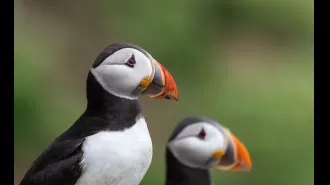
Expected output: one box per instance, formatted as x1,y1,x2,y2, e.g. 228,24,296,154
19,138,85,185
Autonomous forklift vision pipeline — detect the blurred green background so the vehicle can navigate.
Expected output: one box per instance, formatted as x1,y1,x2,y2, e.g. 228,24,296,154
14,0,314,185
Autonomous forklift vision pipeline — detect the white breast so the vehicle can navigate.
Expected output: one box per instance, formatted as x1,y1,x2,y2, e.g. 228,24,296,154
75,117,153,185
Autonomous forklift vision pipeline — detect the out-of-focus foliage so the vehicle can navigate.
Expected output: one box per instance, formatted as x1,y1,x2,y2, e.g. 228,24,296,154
14,0,313,185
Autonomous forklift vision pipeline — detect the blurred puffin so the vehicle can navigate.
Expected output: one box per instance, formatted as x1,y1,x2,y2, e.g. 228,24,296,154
19,43,179,185
165,116,252,185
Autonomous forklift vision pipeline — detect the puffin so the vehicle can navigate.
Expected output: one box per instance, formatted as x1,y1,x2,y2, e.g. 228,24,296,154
165,116,252,185
19,43,179,185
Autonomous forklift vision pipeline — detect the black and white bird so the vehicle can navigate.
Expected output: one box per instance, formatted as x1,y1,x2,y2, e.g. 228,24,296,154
165,116,252,185
19,43,179,185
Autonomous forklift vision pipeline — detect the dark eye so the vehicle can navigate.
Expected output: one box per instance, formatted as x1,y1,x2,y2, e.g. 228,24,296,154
197,128,206,139
125,55,136,67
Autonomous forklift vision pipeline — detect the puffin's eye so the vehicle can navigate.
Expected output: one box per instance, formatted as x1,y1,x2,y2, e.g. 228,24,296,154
197,128,206,139
125,55,136,68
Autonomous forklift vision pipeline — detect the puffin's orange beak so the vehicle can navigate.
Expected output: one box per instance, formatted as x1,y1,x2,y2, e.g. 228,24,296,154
229,134,252,171
215,132,252,172
140,60,178,101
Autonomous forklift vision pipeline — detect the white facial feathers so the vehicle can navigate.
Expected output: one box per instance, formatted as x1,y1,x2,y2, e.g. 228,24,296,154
90,48,153,100
167,122,227,169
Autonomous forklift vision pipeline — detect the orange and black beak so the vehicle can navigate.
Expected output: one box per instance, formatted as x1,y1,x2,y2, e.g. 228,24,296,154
140,59,178,101
215,131,252,172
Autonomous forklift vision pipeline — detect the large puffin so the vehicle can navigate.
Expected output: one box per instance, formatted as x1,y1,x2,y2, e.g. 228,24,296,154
165,116,252,185
19,43,179,185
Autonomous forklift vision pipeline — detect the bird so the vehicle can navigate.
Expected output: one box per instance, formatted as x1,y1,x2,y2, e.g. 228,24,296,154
165,116,252,185
19,42,179,185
